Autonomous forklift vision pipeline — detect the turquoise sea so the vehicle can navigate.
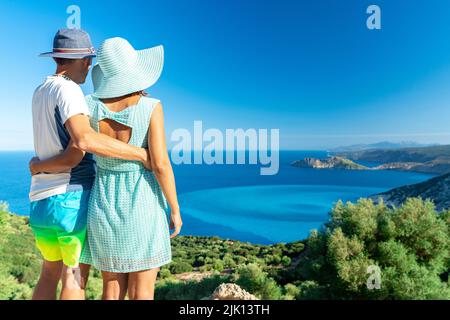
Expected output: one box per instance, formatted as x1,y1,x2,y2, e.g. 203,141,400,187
0,151,436,244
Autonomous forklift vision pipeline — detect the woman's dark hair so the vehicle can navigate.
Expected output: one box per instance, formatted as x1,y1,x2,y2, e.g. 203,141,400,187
101,90,149,103
137,90,149,96
128,90,149,97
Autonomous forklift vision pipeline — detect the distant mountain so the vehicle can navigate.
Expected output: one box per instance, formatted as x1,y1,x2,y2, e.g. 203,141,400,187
334,144,450,175
371,173,450,211
329,141,438,153
291,154,450,175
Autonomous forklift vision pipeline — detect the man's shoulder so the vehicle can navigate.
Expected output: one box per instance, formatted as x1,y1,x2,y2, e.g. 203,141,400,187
56,77,83,95
34,76,82,99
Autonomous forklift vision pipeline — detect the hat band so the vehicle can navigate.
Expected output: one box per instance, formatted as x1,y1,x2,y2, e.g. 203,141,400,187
53,47,95,54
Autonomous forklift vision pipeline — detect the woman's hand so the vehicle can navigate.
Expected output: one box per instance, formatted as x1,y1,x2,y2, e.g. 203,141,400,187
29,157,40,175
169,209,183,239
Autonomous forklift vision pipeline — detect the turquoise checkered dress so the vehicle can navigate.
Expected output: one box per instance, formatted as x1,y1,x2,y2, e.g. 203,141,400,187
80,95,172,272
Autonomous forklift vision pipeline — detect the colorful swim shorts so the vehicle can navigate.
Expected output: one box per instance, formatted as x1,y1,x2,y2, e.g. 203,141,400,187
29,189,91,268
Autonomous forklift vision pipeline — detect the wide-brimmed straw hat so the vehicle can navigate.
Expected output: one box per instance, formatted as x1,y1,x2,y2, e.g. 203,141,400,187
92,37,164,99
39,28,96,59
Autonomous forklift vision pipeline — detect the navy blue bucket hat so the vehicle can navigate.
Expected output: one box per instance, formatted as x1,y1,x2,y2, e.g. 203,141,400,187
39,28,96,59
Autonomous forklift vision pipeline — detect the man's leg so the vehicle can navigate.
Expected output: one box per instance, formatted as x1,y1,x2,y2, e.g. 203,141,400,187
30,198,64,300
56,189,91,300
60,263,90,300
32,259,63,300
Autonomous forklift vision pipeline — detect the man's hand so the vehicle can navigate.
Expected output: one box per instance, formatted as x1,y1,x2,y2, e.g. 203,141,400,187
65,114,157,165
29,157,40,175
141,148,153,171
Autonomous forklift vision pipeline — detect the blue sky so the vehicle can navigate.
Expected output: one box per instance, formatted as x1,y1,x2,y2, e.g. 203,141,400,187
0,0,450,150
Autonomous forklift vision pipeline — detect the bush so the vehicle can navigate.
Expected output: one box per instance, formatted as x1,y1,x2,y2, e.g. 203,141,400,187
281,256,292,267
169,261,193,274
158,267,172,279
233,263,282,300
85,272,103,300
281,283,300,300
295,198,450,299
212,259,224,272
296,280,328,300
0,204,41,300
222,254,236,268
0,272,32,300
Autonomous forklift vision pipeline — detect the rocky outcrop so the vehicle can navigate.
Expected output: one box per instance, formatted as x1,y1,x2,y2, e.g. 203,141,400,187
291,156,367,170
372,162,421,171
202,283,259,300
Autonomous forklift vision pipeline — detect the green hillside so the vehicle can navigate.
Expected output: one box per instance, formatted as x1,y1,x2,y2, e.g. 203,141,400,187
1,198,449,300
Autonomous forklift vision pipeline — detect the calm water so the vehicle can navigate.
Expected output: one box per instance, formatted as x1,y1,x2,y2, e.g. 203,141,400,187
0,151,436,244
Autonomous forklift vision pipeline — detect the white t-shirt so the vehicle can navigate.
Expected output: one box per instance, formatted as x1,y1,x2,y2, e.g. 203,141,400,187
29,75,96,202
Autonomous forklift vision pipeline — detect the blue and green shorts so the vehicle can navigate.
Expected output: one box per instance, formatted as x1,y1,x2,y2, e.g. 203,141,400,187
29,189,91,268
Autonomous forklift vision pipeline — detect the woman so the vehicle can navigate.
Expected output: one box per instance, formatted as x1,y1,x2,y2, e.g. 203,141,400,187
31,37,182,300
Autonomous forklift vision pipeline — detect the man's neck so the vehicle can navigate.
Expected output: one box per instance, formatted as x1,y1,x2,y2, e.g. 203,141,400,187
55,68,77,83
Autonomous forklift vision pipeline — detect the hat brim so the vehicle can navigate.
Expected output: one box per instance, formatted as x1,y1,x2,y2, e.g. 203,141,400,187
92,45,163,99
91,64,103,91
39,51,96,59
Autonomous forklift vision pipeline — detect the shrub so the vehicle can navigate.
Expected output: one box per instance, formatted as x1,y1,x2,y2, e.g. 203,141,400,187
158,267,172,279
233,263,282,300
295,198,450,299
281,283,300,300
281,256,292,267
212,259,224,272
169,261,193,274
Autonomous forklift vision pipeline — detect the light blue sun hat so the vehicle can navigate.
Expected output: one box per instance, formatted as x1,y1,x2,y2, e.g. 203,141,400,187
91,63,103,91
92,37,164,98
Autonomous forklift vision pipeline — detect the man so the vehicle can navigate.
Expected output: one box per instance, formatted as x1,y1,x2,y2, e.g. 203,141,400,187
29,28,152,300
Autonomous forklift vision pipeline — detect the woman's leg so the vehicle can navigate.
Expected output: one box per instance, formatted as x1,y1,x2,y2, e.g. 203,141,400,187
102,271,129,300
127,267,160,300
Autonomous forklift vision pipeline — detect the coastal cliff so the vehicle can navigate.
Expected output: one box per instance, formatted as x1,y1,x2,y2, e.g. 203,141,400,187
371,172,450,211
291,144,450,175
334,144,450,175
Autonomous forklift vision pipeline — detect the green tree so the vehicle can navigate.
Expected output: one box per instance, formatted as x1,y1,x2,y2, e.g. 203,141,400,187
295,198,450,299
233,263,282,300
281,256,291,267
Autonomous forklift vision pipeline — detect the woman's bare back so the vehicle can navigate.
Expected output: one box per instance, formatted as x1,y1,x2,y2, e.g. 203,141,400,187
98,93,142,143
